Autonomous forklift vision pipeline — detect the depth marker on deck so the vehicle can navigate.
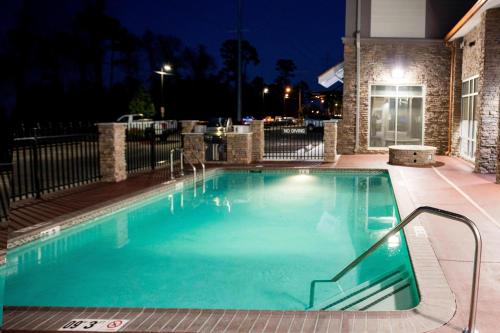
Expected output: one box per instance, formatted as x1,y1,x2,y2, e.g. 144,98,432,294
59,319,129,332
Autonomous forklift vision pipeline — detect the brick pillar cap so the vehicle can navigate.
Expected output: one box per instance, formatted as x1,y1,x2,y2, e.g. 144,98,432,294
323,119,339,123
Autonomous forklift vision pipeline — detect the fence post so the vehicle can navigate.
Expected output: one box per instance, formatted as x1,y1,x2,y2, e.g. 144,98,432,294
324,120,338,163
149,123,156,170
32,127,41,198
97,123,127,182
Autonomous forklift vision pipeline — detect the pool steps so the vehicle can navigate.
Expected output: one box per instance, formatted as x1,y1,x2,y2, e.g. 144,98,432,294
308,266,410,311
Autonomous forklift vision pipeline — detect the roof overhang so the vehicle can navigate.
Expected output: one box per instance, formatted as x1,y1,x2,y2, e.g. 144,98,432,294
318,62,344,88
445,0,500,42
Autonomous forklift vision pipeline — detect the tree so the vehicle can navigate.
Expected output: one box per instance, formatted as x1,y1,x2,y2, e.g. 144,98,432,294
275,59,297,86
141,31,184,79
219,39,259,84
128,86,155,118
183,45,216,81
73,0,122,88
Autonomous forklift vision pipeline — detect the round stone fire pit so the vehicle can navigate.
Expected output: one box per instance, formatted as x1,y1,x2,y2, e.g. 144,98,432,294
389,145,437,166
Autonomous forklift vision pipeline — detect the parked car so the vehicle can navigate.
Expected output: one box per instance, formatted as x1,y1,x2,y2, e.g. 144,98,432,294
263,116,274,125
304,115,332,132
280,116,297,125
242,116,254,125
117,114,177,139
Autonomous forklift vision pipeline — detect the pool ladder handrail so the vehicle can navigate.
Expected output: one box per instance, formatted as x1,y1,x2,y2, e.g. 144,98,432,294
170,148,184,180
193,155,206,194
330,206,482,333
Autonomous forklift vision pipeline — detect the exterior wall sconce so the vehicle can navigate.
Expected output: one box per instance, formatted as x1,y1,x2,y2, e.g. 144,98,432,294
391,66,405,82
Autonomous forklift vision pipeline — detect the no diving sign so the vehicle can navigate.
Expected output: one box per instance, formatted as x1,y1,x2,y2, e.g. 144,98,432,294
59,319,129,332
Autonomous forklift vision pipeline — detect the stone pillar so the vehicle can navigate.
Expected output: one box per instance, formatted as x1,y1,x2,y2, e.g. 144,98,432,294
473,9,500,173
324,120,338,163
97,123,127,182
227,133,253,164
250,120,264,162
498,106,500,183
180,120,198,134
183,133,205,164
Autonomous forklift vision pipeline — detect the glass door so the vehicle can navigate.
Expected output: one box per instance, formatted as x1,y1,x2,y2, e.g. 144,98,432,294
460,78,478,161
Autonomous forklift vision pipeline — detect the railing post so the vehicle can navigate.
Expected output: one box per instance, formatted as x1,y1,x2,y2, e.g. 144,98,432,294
170,149,175,180
150,123,156,171
180,149,184,176
32,128,41,199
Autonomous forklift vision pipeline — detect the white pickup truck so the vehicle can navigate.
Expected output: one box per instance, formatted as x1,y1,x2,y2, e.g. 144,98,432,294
117,114,178,139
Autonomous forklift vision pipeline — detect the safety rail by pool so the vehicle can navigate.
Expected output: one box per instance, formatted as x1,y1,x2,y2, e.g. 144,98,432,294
330,206,482,333
170,148,184,180
192,155,206,194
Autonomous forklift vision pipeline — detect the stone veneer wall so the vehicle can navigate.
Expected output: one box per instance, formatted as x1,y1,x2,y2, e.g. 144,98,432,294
182,133,205,164
324,120,338,162
97,123,127,182
449,40,463,156
339,38,451,154
482,9,500,175
227,133,253,164
461,9,500,174
250,120,264,162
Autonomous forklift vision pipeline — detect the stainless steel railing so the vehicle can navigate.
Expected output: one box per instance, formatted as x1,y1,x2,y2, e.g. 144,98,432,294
193,155,206,194
331,206,482,333
170,148,184,180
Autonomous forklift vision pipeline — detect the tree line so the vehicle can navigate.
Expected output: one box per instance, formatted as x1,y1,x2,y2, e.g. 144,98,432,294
0,0,314,124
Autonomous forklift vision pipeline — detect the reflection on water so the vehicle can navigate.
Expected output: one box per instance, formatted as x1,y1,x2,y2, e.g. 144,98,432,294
4,171,418,310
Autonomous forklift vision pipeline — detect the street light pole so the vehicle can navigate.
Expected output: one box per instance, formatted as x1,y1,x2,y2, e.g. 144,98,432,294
262,87,268,116
160,74,165,118
236,0,243,122
284,86,291,115
155,64,173,119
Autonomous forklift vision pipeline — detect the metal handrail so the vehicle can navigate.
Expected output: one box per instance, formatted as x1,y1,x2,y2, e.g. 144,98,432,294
193,155,205,181
193,155,205,194
331,206,481,333
170,148,184,180
186,160,197,197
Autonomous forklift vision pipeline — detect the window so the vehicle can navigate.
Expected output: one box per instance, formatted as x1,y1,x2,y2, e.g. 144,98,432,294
460,77,478,161
369,85,424,148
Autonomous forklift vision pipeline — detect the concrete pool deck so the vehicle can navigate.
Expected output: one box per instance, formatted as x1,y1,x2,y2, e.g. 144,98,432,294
3,155,500,332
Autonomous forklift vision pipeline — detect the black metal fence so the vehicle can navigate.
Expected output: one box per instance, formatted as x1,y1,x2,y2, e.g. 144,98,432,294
0,164,11,222
126,121,182,173
11,123,100,201
264,120,324,160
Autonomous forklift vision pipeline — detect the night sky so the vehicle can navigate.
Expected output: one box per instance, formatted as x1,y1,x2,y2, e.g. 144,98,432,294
107,0,346,89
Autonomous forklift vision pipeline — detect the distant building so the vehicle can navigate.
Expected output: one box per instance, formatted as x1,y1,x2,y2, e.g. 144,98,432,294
337,0,500,176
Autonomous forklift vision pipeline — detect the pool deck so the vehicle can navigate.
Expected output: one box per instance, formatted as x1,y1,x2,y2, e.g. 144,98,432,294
3,155,500,333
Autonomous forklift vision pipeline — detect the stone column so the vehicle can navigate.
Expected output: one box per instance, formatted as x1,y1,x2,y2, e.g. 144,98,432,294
324,120,338,163
473,9,500,173
498,107,500,183
180,120,198,134
97,123,127,182
183,133,205,164
227,133,253,164
250,120,264,162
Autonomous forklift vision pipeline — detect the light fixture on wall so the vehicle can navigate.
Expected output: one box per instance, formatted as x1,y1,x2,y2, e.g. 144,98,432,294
391,66,405,82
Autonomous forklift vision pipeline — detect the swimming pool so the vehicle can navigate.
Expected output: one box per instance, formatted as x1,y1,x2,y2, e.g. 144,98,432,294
4,169,419,311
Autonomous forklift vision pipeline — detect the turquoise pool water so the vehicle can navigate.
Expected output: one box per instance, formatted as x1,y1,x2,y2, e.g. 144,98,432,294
4,170,419,311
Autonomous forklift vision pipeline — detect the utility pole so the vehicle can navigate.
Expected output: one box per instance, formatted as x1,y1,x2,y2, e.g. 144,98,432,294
236,0,243,122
